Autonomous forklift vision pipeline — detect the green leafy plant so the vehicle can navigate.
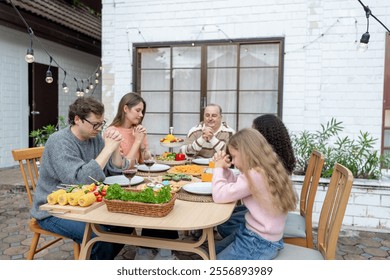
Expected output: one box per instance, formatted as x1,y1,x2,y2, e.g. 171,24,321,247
291,118,390,179
29,116,67,146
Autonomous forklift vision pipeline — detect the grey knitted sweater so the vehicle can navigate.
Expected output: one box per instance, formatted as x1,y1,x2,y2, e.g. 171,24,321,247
30,127,121,220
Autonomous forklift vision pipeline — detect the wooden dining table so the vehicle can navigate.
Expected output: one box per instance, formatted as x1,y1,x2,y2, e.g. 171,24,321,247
52,197,236,260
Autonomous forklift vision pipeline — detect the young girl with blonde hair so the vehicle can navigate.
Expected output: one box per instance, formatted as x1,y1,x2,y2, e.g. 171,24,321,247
212,128,297,260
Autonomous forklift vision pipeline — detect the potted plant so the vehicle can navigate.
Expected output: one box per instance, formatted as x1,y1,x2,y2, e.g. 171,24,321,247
29,116,67,146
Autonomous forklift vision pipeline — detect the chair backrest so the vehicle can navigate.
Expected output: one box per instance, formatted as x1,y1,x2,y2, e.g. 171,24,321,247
11,147,44,206
300,150,325,220
317,163,353,259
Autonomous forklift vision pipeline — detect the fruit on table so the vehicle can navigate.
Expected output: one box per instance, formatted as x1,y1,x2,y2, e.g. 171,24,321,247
160,133,184,143
175,153,186,161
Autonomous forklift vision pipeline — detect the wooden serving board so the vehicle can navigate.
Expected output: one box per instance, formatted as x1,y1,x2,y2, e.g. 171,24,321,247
40,201,103,214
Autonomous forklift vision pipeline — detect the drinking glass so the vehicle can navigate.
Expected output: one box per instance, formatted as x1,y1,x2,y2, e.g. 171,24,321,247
122,158,138,187
143,149,156,182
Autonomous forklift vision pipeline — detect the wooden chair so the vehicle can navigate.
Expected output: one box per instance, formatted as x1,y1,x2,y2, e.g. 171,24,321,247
276,163,353,259
283,150,324,248
12,147,80,260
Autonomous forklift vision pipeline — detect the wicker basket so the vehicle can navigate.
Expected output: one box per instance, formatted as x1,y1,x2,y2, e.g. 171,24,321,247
104,193,177,217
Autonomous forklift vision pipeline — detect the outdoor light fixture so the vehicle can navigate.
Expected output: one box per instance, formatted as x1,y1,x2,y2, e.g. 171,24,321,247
25,28,34,63
62,71,69,93
357,0,390,52
45,57,53,83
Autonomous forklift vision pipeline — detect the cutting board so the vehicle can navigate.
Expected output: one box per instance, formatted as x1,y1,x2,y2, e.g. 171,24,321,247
40,201,103,214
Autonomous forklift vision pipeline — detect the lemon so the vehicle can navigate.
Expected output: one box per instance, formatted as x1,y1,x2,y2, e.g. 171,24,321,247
165,134,175,141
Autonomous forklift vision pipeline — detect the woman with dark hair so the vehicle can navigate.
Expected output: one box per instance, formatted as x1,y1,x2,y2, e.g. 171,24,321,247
105,92,148,163
217,114,296,238
252,114,296,174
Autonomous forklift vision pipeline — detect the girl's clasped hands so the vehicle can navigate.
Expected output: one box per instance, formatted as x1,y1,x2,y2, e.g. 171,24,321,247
213,150,232,169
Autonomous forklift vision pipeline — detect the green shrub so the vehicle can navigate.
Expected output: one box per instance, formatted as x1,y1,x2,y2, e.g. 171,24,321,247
29,116,67,146
291,118,389,179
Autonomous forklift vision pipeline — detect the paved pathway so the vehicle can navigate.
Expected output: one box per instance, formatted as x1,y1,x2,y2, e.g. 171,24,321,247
1,166,389,260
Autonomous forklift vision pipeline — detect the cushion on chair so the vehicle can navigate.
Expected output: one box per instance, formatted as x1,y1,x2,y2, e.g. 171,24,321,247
283,213,306,238
274,243,324,260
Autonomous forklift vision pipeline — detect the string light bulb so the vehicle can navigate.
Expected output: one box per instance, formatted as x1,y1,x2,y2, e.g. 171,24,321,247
25,28,34,63
62,71,68,93
357,0,390,52
45,57,53,83
25,48,34,63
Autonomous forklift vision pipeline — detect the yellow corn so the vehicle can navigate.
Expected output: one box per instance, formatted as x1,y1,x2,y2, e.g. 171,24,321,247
78,192,96,207
47,189,66,205
58,193,72,206
68,190,85,206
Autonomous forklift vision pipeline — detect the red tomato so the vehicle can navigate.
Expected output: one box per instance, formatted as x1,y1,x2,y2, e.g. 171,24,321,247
93,191,99,196
101,190,107,196
96,196,103,202
175,153,186,161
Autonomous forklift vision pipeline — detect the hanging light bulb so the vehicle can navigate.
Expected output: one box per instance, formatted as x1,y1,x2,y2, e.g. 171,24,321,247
358,32,370,52
45,57,53,83
45,70,53,83
89,81,94,89
85,86,90,94
62,82,69,93
95,78,99,84
25,48,34,63
25,28,35,63
95,71,100,77
62,71,68,93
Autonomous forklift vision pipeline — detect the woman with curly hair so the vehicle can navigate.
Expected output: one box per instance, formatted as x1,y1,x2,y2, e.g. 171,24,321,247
212,128,297,259
217,114,296,239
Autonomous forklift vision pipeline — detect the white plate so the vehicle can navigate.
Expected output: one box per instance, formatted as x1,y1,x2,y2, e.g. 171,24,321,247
103,175,144,186
138,163,170,172
192,158,211,165
182,182,212,195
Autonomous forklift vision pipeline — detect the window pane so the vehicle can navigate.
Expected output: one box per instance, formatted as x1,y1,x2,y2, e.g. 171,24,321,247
240,68,278,90
140,70,170,90
239,91,278,114
238,113,259,130
208,90,236,114
384,130,390,147
143,113,169,134
208,68,237,90
173,91,201,112
207,45,237,67
173,113,200,135
173,69,201,90
173,46,201,67
223,113,237,131
139,48,171,69
142,91,170,112
385,110,390,126
240,44,279,67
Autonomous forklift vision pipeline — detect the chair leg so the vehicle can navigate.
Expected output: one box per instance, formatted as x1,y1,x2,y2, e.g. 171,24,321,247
27,232,41,260
73,242,80,260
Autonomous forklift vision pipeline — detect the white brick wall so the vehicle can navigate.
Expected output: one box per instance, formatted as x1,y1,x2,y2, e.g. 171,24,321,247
0,26,102,168
293,175,390,231
102,0,389,149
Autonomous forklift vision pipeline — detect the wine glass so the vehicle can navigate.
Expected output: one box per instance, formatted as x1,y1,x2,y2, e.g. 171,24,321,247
122,158,138,187
143,149,156,182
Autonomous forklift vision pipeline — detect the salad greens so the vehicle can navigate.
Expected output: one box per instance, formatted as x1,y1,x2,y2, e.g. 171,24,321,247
105,184,172,204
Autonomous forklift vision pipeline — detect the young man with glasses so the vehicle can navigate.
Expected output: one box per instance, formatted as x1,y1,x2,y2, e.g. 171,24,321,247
30,97,133,260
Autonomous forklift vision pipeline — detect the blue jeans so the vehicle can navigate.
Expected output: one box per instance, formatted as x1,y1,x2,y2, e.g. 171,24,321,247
216,223,284,260
217,204,248,238
38,216,133,260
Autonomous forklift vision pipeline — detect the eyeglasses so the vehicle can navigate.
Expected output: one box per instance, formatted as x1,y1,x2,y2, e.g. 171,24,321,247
83,118,106,130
